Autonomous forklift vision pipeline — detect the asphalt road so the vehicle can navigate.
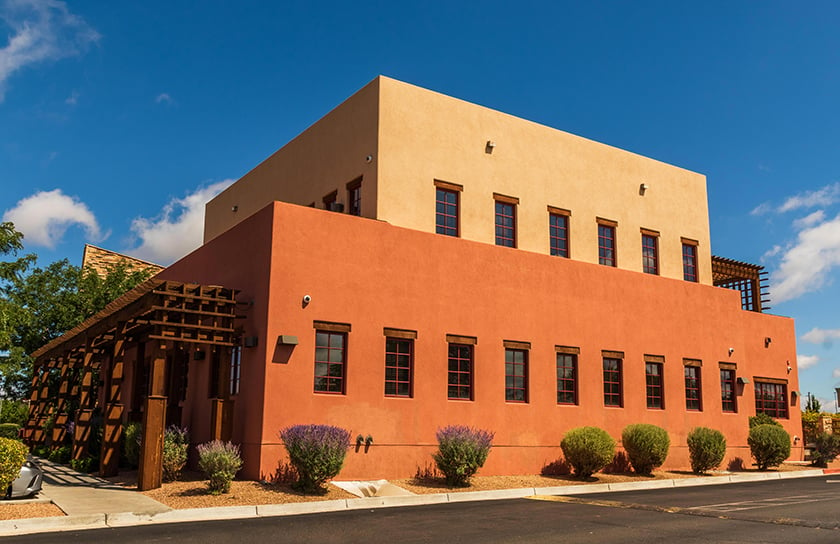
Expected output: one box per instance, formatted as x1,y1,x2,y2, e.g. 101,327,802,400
8,474,840,543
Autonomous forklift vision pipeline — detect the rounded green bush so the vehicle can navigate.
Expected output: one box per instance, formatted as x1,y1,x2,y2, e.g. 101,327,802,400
748,424,790,470
560,426,616,478
748,413,781,429
622,424,670,475
687,427,726,474
0,437,28,492
810,432,840,467
0,423,20,440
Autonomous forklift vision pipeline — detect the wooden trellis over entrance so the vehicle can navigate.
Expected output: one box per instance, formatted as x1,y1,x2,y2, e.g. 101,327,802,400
25,279,240,490
712,255,770,313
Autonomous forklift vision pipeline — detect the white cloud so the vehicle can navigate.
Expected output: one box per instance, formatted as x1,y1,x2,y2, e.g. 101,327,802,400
126,180,234,265
801,327,840,346
2,188,103,248
0,0,99,102
769,213,840,303
833,368,840,379
793,210,826,230
797,354,820,369
155,92,173,105
778,182,840,213
64,89,77,105
750,202,773,216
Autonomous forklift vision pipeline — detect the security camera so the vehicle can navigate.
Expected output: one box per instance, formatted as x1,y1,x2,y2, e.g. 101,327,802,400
302,294,311,305
787,365,792,373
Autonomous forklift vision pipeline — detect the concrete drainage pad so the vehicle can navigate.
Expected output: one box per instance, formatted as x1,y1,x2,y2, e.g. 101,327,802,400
332,480,415,498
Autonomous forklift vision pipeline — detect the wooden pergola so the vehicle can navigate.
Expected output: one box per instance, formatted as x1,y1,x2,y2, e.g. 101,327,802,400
712,255,770,313
25,279,240,490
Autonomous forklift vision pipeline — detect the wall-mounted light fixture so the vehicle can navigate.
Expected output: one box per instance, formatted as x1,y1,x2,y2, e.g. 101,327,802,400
639,183,649,195
728,347,735,356
485,140,496,154
737,376,749,385
764,337,772,347
231,205,238,212
276,335,299,346
244,336,259,348
787,361,792,374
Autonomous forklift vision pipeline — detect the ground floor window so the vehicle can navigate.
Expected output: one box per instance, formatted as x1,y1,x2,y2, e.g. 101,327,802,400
314,330,346,394
754,381,788,418
448,344,473,400
385,337,413,397
645,362,664,409
603,357,623,407
505,348,528,402
720,368,737,412
684,365,701,411
556,352,577,404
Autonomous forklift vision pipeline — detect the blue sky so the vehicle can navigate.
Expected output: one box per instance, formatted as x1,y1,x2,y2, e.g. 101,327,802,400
2,1,840,409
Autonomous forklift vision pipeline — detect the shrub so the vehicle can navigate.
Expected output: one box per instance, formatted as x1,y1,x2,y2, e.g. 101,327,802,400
32,445,49,458
0,437,28,492
432,425,494,487
801,411,821,443
687,427,727,474
70,456,96,473
621,424,670,475
280,424,351,493
123,422,142,468
749,413,781,429
810,432,840,467
0,423,20,440
162,426,189,482
560,426,615,478
0,400,29,426
748,424,790,470
48,444,71,464
197,440,242,494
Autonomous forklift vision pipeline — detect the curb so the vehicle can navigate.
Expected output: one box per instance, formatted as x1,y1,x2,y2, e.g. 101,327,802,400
0,468,832,537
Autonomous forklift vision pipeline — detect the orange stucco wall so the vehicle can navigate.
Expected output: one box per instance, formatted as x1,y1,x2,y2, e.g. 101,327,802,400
169,202,801,481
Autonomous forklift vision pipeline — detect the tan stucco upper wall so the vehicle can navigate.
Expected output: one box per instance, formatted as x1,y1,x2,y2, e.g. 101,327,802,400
376,77,712,284
203,79,382,242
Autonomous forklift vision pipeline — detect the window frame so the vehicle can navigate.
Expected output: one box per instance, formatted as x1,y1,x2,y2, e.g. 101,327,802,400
684,364,702,411
384,336,413,398
602,355,623,407
313,328,348,395
598,219,617,267
447,343,474,401
435,183,461,237
556,349,578,405
645,361,664,410
494,194,519,248
548,207,570,258
682,239,699,282
504,347,528,403
641,230,659,275
720,367,737,413
229,345,241,397
346,178,362,216
754,380,789,419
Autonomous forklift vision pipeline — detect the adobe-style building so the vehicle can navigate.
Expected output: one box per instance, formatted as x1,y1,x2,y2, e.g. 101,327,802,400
25,76,800,488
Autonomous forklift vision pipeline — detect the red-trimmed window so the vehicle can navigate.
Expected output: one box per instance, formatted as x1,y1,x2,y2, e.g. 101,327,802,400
720,369,737,413
603,357,623,407
646,362,664,409
495,201,516,247
642,234,659,275
436,188,459,236
598,224,616,266
556,353,577,405
447,344,473,400
683,243,698,282
314,331,346,394
347,179,362,216
549,213,569,257
385,338,412,397
755,381,788,419
684,366,702,411
505,348,528,402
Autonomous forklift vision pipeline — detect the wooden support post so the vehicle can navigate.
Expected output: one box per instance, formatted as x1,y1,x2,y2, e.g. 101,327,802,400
72,341,95,461
53,358,70,445
100,322,127,477
137,342,167,491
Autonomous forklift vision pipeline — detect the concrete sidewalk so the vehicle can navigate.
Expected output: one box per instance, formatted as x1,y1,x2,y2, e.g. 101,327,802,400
0,464,835,537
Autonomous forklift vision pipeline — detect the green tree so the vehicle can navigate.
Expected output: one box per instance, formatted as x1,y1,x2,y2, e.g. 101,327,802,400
804,393,821,413
0,223,155,398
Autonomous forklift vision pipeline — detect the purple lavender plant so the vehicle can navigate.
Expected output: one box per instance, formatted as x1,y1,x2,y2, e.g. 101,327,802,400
279,424,351,493
433,425,494,486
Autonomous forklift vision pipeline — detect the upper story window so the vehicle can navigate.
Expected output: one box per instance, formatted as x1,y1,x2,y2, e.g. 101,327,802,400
556,346,579,405
682,239,699,282
447,334,476,400
347,178,362,216
548,206,570,258
435,180,462,237
323,190,340,212
645,357,664,409
597,219,617,267
641,230,659,275
755,380,788,419
504,341,530,403
720,366,737,413
684,361,702,411
313,321,351,395
602,351,623,407
494,193,519,248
